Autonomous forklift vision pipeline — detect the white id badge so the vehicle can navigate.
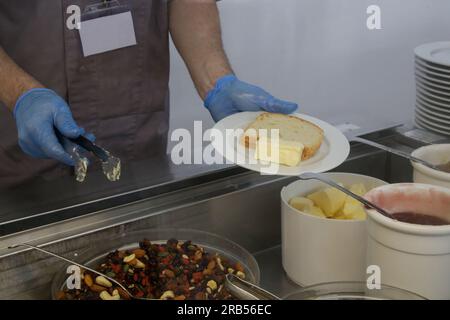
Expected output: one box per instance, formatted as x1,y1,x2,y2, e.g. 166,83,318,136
79,1,137,57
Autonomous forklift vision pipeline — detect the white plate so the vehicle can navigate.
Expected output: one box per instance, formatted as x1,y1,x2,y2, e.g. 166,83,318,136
416,75,450,93
415,42,450,67
416,63,450,79
416,81,450,99
211,112,350,176
415,70,450,87
416,113,450,129
416,92,450,109
416,97,450,115
415,117,450,136
416,104,450,123
415,68,450,85
416,86,450,103
416,107,450,125
415,115,450,134
415,57,450,74
416,112,450,130
416,103,450,121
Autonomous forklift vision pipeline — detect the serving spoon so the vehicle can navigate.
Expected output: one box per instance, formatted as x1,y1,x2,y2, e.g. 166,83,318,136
298,172,394,219
351,137,450,173
225,274,281,300
8,244,265,301
8,243,141,300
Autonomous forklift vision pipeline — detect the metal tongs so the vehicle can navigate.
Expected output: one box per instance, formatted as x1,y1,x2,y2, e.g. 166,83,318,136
68,135,121,182
56,129,121,183
225,274,281,300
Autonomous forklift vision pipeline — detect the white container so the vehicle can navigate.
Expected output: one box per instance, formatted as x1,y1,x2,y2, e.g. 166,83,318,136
281,172,387,286
411,144,450,188
365,183,450,299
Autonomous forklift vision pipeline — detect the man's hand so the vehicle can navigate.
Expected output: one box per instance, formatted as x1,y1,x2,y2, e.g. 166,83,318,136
204,75,298,122
0,47,93,166
14,88,88,166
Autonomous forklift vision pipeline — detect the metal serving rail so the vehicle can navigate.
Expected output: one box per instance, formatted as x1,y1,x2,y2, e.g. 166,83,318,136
0,125,447,299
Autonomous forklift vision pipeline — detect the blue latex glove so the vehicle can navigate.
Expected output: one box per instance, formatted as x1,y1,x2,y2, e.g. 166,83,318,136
14,88,89,166
204,75,298,122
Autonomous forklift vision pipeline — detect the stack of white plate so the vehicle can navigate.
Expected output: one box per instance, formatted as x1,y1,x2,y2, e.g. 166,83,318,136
414,42,450,136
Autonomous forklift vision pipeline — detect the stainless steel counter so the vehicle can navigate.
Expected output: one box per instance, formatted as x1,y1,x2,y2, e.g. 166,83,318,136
255,246,300,298
0,125,448,300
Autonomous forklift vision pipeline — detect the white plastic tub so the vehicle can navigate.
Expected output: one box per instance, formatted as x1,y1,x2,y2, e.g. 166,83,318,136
411,144,450,188
281,173,387,286
365,183,450,299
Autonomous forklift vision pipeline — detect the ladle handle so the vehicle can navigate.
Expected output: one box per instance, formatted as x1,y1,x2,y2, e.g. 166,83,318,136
8,243,131,296
351,137,439,170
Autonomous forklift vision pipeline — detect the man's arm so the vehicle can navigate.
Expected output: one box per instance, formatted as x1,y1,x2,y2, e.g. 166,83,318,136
169,0,233,100
169,0,298,122
0,47,42,110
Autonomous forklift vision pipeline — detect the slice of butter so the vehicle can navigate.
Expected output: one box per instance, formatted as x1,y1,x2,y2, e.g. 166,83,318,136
254,138,304,167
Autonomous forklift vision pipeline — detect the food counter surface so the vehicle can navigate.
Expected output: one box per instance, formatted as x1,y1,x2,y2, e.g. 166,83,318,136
255,246,300,298
5,245,295,300
0,125,448,300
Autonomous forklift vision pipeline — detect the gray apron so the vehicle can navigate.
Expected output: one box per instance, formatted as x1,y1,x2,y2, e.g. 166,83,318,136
0,0,170,188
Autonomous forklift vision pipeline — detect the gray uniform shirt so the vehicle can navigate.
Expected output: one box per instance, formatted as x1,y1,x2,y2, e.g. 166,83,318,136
0,0,170,188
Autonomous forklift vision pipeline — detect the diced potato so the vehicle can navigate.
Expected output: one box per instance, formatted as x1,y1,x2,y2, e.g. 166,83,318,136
306,206,326,218
297,183,369,221
289,197,326,218
334,209,349,220
344,184,368,206
352,210,367,220
307,187,346,217
289,197,315,212
349,183,367,196
341,202,367,220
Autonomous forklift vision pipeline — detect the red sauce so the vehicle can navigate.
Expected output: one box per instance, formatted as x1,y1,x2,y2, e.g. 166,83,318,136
392,212,449,226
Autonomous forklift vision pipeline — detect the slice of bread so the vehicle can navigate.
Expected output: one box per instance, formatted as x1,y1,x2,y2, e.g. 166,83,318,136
242,113,324,161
